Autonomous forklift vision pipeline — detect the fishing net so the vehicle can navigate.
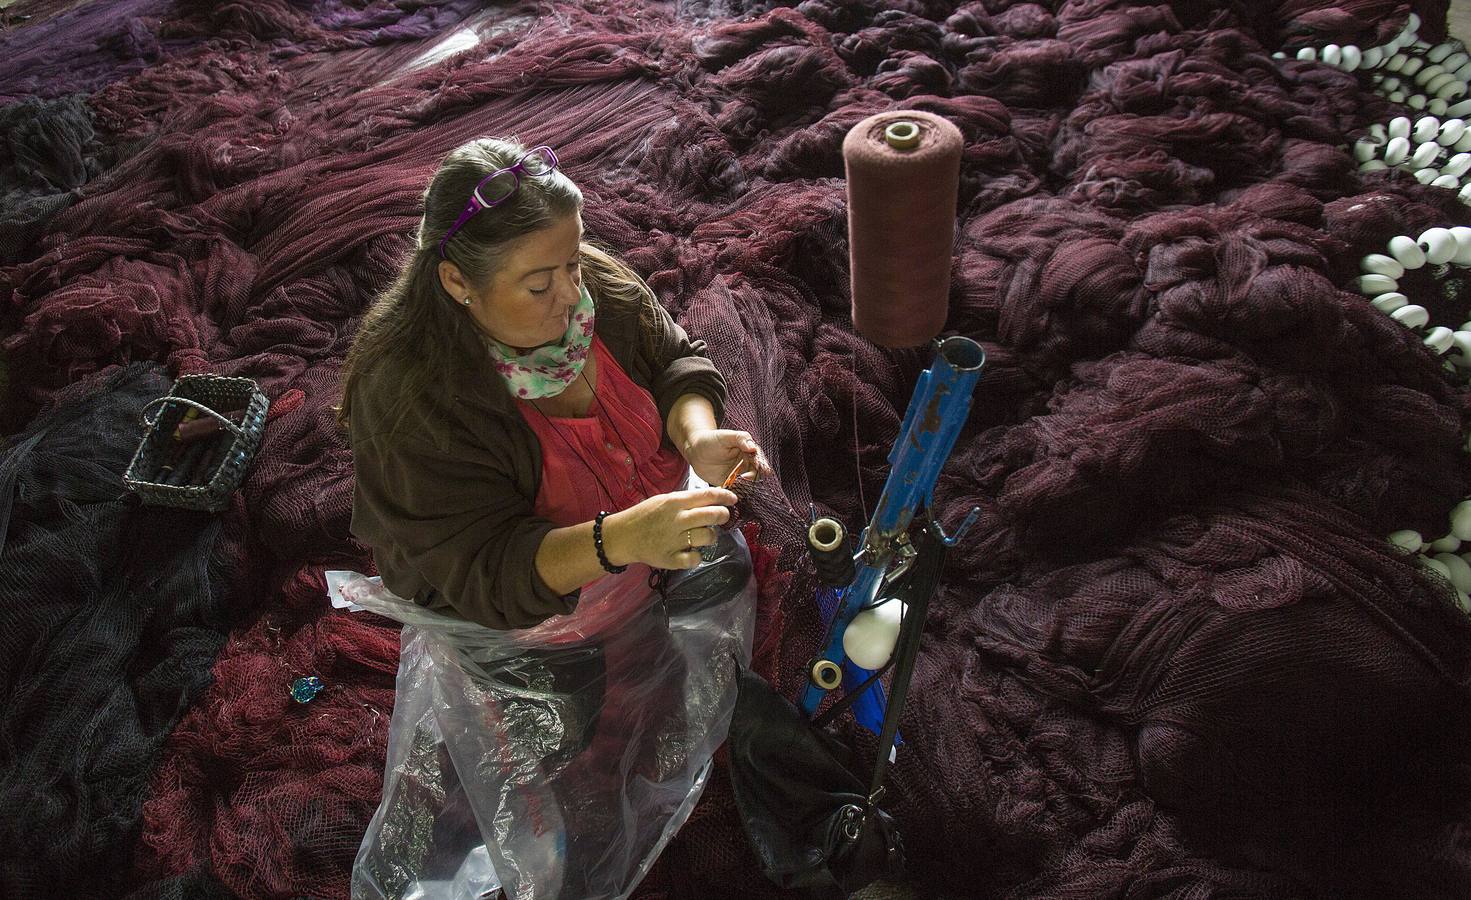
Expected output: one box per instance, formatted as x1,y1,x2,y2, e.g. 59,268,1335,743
3,0,1471,897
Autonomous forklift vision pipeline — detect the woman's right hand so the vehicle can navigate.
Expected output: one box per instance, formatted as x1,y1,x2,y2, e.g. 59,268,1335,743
603,487,738,570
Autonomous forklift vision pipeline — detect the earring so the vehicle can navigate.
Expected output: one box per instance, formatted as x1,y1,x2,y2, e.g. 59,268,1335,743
461,296,472,306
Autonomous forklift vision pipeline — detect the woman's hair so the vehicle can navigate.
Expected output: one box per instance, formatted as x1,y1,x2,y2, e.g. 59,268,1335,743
338,136,661,434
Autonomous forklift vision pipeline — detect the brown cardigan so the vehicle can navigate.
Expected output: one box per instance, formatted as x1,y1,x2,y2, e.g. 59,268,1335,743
348,295,727,629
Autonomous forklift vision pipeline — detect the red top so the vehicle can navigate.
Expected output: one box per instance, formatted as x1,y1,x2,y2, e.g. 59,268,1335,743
519,334,689,527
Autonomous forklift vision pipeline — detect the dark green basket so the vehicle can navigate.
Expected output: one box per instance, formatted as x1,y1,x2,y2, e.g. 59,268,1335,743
122,374,269,512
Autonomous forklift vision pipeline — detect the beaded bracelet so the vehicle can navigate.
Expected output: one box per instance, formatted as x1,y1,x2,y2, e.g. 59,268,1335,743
593,510,627,574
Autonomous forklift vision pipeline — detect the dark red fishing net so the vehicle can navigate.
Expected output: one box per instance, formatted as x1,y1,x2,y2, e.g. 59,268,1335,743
4,0,1471,897
132,567,401,899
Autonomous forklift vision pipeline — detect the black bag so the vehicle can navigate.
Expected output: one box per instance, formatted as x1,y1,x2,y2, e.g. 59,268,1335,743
729,519,950,896
728,665,904,895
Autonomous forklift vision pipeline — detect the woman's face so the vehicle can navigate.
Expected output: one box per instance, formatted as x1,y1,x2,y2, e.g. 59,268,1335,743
445,212,584,351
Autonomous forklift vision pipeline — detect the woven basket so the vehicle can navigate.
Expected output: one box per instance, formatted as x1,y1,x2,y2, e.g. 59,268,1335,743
122,374,269,512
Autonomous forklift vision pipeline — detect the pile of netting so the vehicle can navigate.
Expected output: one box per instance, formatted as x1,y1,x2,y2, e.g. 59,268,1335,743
4,0,1471,897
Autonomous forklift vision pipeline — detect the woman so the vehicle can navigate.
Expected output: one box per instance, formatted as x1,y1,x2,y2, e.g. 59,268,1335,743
340,137,770,628
339,137,771,899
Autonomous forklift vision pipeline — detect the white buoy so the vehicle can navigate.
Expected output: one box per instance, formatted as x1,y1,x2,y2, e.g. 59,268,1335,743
1423,556,1454,585
1444,153,1471,177
1433,173,1462,189
1417,64,1447,86
1419,226,1458,263
1354,138,1383,162
1389,116,1412,139
1323,44,1343,67
1430,41,1459,64
1410,94,1430,110
1404,56,1426,77
1360,159,1390,172
1438,80,1469,102
1417,69,1446,94
1372,292,1410,313
1414,116,1442,142
1361,253,1406,278
1436,552,1471,592
1342,45,1363,71
1451,330,1471,365
1363,46,1385,68
1427,73,1457,97
1357,273,1399,294
1410,141,1443,170
1453,500,1471,541
1385,136,1411,165
1297,46,1318,62
1392,304,1431,328
1390,529,1425,552
1432,98,1452,116
1452,226,1471,262
1451,99,1471,119
1439,119,1467,145
1425,325,1456,353
1389,234,1428,268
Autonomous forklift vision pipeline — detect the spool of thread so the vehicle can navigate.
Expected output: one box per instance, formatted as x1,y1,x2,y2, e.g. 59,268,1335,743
164,439,211,486
808,516,855,587
194,435,232,485
174,409,243,443
843,110,963,348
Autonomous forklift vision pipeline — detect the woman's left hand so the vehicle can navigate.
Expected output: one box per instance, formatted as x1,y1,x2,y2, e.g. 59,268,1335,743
683,429,773,489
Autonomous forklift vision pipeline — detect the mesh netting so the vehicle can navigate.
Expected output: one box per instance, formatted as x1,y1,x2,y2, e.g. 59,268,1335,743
4,0,1471,897
0,364,239,898
0,94,110,264
132,566,401,899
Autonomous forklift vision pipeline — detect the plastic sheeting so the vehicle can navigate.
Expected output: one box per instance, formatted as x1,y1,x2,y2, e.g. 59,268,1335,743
333,526,756,900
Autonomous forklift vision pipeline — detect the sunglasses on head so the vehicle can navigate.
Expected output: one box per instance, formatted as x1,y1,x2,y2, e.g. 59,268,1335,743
438,145,560,259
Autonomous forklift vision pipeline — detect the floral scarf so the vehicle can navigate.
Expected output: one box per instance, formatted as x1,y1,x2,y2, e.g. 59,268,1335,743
485,282,596,399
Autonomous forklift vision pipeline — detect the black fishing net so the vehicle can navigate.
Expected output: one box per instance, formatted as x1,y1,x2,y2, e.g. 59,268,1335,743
0,363,242,899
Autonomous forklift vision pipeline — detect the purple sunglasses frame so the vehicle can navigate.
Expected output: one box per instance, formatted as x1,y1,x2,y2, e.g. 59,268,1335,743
437,145,560,259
